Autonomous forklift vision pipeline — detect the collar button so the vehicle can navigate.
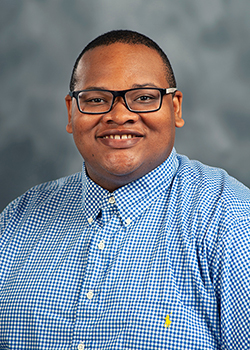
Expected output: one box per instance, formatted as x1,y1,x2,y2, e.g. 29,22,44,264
88,217,94,224
125,218,132,226
108,196,115,204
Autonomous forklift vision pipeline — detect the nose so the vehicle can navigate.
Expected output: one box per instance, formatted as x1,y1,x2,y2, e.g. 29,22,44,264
102,97,139,125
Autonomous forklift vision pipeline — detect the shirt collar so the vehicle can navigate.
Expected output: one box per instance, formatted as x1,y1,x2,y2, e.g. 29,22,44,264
82,148,179,226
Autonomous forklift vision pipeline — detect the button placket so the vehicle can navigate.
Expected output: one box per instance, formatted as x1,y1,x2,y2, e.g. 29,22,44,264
102,198,116,225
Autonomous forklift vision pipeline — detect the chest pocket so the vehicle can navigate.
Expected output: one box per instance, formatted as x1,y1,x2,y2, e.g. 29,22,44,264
111,298,218,350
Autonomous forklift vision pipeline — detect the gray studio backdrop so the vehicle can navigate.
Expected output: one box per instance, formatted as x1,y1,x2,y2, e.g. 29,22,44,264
1,0,250,212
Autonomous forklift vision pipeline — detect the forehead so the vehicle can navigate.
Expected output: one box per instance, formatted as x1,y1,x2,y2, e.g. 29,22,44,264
75,43,168,90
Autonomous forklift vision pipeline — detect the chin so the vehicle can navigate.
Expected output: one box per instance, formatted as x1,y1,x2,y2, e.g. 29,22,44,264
105,165,138,177
103,154,139,174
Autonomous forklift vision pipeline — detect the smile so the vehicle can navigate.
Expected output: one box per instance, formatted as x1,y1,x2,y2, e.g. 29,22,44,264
98,131,143,149
102,134,137,139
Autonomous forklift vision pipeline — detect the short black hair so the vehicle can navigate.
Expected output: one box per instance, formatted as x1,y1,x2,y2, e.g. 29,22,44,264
69,29,176,91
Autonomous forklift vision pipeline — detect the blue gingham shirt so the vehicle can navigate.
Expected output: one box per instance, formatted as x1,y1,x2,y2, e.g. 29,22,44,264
1,148,250,349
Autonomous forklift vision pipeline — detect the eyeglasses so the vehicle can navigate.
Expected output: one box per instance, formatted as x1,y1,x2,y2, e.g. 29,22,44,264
69,87,177,114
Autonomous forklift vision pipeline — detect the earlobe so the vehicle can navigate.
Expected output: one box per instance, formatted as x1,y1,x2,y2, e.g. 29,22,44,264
66,121,73,134
175,116,185,128
65,95,73,134
173,91,185,128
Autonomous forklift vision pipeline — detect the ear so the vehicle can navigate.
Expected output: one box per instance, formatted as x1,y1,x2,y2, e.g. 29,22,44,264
173,90,184,128
65,95,73,134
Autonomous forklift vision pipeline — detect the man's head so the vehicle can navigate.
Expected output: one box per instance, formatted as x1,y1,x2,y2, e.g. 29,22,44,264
69,30,176,92
65,30,184,191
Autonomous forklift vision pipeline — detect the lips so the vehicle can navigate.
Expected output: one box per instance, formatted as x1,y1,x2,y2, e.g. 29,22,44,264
97,130,143,139
97,130,143,148
103,134,136,139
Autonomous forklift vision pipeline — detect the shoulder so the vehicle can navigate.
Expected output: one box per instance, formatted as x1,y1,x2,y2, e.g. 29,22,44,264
171,154,250,246
27,172,83,202
174,155,250,293
175,153,250,216
16,171,82,206
0,172,82,233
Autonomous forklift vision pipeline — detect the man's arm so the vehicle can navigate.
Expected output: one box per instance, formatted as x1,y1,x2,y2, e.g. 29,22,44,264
220,217,250,349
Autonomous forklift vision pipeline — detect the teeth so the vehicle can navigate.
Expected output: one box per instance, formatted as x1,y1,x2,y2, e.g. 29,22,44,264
103,134,135,139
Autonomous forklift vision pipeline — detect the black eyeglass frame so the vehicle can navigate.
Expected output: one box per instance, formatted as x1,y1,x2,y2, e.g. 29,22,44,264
69,87,177,114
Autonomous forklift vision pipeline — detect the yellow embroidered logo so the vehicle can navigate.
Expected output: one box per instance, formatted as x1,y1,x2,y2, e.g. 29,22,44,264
164,313,172,328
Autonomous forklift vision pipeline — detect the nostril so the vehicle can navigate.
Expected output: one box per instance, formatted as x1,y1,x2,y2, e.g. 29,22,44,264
106,118,136,125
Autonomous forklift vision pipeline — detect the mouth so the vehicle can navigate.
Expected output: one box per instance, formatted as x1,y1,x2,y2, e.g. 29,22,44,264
102,134,138,140
97,131,143,148
97,129,143,139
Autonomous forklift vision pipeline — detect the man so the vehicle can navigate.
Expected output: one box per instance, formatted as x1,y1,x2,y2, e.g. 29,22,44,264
0,30,249,349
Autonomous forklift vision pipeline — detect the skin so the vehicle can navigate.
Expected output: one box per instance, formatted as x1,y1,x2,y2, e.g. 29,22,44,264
65,43,184,192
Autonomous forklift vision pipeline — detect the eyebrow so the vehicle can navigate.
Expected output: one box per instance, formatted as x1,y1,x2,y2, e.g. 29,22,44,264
81,83,159,91
83,86,107,90
131,83,159,88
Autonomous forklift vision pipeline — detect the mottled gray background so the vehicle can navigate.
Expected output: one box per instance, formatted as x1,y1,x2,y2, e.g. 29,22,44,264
1,0,250,211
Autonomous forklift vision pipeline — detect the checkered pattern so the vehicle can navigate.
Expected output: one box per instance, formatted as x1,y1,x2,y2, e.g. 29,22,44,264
1,148,250,349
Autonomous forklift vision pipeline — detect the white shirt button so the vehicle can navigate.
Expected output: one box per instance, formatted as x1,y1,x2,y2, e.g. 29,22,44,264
108,196,115,204
98,240,105,250
86,290,94,299
88,217,94,224
125,218,132,225
78,342,85,350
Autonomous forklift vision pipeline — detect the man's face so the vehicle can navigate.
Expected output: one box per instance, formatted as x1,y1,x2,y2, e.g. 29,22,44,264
65,43,184,191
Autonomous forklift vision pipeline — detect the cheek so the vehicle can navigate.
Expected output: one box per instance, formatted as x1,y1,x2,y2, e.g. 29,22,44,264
143,106,174,129
72,118,93,143
146,119,176,156
145,115,174,139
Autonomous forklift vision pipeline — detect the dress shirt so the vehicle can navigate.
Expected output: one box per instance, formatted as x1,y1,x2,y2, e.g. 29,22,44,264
0,148,250,349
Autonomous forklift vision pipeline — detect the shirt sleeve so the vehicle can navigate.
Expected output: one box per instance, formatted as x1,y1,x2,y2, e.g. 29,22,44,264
0,197,21,237
220,217,250,349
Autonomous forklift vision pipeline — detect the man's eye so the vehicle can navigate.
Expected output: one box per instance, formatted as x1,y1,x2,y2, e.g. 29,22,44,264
83,97,107,104
90,98,104,103
136,95,155,102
